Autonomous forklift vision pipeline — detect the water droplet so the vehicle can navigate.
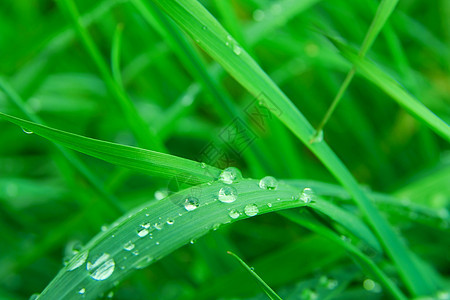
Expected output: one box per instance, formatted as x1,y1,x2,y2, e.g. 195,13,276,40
190,239,196,244
327,279,338,290
154,222,164,230
29,293,40,300
300,187,315,203
154,189,168,200
101,225,108,232
66,250,88,271
184,197,199,211
267,203,272,208
244,204,259,217
141,222,151,229
155,241,160,245
137,228,149,238
166,219,174,225
233,44,242,55
123,241,135,251
22,127,33,134
363,279,376,291
107,291,114,298
310,130,323,143
253,9,265,21
202,25,207,30
87,253,115,281
219,167,243,184
301,288,318,300
78,288,86,295
229,209,240,219
259,176,278,190
135,255,153,269
132,249,139,256
218,186,238,203
200,162,207,168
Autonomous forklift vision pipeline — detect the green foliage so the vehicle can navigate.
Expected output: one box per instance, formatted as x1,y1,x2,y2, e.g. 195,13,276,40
0,0,448,299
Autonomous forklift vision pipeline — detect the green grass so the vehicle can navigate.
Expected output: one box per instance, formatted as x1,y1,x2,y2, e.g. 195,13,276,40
0,0,449,299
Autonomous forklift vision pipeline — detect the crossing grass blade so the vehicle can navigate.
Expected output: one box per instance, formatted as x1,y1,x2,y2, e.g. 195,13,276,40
0,112,220,185
227,251,283,300
333,39,450,142
148,0,434,295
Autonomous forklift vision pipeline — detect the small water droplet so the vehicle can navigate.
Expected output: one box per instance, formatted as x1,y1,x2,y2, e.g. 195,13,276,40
310,130,323,143
67,250,89,271
132,249,139,256
219,167,243,184
141,222,151,229
363,279,376,291
190,239,196,244
107,291,114,298
135,255,153,269
154,189,169,200
137,228,149,237
300,187,315,203
184,197,200,211
78,288,86,295
267,203,272,208
155,241,160,245
244,204,259,217
154,222,164,230
123,241,135,251
166,219,174,225
233,44,242,55
29,293,40,300
22,127,33,134
301,288,318,300
200,162,207,168
101,225,108,232
229,209,240,219
259,176,278,190
218,186,238,203
87,253,115,281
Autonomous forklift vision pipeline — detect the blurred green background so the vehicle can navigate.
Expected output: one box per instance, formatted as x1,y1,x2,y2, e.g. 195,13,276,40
0,0,449,299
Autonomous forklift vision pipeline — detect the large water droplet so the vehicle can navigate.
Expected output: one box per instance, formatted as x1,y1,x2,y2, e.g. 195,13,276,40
219,167,242,184
259,176,278,190
87,253,115,281
22,127,33,134
233,44,242,55
66,250,89,271
123,241,135,251
244,204,259,216
137,228,149,237
184,196,199,211
135,255,153,269
218,186,238,203
229,209,240,219
300,187,315,203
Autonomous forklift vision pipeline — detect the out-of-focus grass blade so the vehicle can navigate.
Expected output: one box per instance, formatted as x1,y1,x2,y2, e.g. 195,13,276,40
227,251,282,300
149,0,433,295
0,112,220,185
314,0,399,136
333,39,450,142
38,179,312,299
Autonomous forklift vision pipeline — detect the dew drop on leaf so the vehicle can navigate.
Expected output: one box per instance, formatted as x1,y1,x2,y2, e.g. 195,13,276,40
22,127,33,134
135,255,153,269
123,241,135,251
219,167,242,184
259,176,278,190
218,186,238,203
300,187,315,203
244,204,259,217
87,253,115,281
66,250,89,271
137,228,149,238
78,288,86,295
184,196,199,211
229,209,240,219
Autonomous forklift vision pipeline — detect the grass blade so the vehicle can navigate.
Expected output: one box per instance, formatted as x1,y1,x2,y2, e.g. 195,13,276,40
149,0,434,295
0,112,220,184
333,39,450,142
227,251,283,300
314,0,399,137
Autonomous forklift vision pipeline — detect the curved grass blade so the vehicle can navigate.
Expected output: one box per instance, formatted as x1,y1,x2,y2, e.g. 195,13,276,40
149,0,433,295
38,179,311,299
333,39,450,142
0,112,220,185
227,251,283,300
